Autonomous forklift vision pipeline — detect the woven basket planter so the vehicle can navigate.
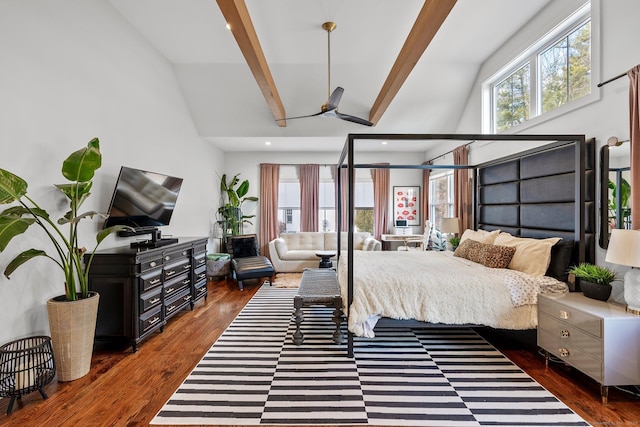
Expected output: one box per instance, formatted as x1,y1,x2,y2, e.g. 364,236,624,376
46,292,99,382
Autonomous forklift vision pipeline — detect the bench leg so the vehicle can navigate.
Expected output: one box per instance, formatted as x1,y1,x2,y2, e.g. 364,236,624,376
293,296,304,345
332,296,345,344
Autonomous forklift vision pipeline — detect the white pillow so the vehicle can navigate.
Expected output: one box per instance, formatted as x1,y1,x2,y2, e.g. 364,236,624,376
459,229,500,245
493,233,561,276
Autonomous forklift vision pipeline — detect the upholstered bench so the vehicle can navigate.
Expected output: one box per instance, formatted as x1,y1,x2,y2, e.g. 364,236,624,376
231,256,274,291
292,268,344,345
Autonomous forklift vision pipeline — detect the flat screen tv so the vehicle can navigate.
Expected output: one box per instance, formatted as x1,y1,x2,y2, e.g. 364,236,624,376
104,166,183,236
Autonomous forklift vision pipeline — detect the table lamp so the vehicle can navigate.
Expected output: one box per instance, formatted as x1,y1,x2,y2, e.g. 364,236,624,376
439,218,460,251
605,229,640,314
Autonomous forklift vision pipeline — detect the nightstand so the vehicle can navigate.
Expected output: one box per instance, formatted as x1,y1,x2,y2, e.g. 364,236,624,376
537,292,640,403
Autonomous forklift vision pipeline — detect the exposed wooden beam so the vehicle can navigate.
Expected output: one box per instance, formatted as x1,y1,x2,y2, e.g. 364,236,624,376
216,0,287,126
369,0,458,126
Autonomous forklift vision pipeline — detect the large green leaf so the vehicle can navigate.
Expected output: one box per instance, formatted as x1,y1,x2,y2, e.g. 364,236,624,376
236,180,249,198
0,216,36,251
0,169,27,204
96,225,133,245
61,138,101,183
1,205,49,219
4,249,47,278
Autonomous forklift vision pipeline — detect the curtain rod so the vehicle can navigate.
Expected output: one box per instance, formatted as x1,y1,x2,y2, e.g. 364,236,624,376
426,142,473,163
597,71,627,88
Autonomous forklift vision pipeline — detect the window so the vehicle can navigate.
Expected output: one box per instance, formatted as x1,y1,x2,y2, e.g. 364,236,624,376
319,181,335,232
353,181,374,234
486,3,592,133
429,170,454,225
277,178,300,233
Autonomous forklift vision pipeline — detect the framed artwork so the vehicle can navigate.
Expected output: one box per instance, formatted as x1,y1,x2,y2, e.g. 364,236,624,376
393,186,420,226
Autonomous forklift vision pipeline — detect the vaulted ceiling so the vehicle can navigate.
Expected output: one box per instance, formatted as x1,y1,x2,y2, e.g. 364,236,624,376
108,0,552,151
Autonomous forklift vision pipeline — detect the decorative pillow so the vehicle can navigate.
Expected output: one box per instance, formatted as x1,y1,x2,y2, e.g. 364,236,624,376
453,239,516,268
493,233,561,276
230,236,259,258
459,228,500,245
545,239,575,282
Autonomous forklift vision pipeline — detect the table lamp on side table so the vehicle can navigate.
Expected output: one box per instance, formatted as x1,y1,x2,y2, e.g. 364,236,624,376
605,229,640,314
439,217,460,251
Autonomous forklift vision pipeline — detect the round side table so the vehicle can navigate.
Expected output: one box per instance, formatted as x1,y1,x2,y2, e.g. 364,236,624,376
315,250,337,269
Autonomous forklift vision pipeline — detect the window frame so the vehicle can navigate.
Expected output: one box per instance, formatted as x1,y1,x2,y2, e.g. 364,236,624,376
483,1,599,133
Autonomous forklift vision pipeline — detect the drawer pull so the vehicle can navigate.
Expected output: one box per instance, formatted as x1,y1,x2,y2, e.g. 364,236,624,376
182,251,187,256
182,279,191,285
165,256,171,261
197,259,205,266
150,261,157,268
167,305,175,312
149,316,160,325
166,269,176,277
560,329,570,339
559,348,570,357
166,287,174,294
183,295,190,302
559,310,570,320
182,265,191,270
149,298,160,305
150,278,161,285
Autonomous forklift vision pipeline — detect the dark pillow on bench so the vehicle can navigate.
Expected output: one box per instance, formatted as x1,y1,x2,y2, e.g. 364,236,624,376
231,237,259,258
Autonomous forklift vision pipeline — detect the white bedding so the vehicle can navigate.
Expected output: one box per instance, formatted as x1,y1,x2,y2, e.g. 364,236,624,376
337,250,568,337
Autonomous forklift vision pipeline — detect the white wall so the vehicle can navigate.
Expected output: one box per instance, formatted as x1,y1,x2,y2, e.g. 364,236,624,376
0,1,223,344
456,0,640,301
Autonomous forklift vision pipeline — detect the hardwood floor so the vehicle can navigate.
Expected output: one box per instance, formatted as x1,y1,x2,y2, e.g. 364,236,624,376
1,278,638,426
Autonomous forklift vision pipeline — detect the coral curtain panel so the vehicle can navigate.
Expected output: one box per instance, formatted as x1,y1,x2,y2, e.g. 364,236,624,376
422,161,431,224
453,146,472,232
259,164,280,257
371,164,390,240
335,165,349,231
299,164,319,232
630,65,640,229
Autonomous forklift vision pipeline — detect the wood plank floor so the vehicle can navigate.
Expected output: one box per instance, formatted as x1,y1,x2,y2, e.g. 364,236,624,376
1,278,638,426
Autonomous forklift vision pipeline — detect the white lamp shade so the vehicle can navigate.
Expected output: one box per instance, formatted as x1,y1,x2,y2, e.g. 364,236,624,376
605,229,640,267
439,218,460,234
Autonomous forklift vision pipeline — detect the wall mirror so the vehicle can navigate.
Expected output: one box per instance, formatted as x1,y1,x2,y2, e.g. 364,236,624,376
599,138,630,249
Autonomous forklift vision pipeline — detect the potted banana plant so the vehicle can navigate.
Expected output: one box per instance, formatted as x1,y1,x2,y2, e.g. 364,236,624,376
0,138,130,381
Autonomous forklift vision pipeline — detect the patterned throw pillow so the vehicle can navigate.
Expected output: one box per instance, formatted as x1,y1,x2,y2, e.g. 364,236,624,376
453,239,516,269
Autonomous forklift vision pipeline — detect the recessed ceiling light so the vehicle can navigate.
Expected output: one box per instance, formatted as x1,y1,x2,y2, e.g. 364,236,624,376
382,141,388,145
265,141,271,146
226,23,231,30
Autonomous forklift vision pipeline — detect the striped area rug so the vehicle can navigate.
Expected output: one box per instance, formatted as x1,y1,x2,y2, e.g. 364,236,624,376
151,285,589,426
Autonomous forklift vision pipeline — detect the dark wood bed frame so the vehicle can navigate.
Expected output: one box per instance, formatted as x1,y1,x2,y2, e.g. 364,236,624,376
336,134,595,357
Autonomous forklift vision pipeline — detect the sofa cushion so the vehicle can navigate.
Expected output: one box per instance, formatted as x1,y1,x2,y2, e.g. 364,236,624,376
273,237,289,258
279,232,326,251
324,232,370,251
280,249,322,261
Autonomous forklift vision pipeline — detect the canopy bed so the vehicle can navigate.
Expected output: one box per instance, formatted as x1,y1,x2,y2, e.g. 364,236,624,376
336,134,595,356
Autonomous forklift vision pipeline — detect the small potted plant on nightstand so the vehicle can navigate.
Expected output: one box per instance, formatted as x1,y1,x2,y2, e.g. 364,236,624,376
568,262,618,301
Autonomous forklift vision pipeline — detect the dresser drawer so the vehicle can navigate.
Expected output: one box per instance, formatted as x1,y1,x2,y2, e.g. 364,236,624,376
139,256,163,273
194,280,207,300
538,296,602,337
193,252,206,269
139,307,163,335
139,286,162,313
165,289,191,317
164,259,191,281
139,268,163,293
164,248,190,263
538,329,603,382
164,273,190,299
538,313,602,359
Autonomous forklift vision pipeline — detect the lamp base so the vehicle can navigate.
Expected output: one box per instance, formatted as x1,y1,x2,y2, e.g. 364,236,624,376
623,268,640,315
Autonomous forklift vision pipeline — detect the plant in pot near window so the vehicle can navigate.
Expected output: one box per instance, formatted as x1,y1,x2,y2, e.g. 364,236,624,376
0,138,130,381
217,173,258,239
568,262,618,301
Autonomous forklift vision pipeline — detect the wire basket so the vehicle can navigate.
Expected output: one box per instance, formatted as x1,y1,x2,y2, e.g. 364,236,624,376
0,336,55,414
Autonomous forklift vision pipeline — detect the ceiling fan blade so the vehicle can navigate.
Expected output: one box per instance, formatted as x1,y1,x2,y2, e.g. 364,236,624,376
335,111,374,127
275,111,324,122
326,87,344,111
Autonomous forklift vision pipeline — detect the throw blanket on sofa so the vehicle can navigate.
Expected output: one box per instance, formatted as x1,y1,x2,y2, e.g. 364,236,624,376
337,251,568,337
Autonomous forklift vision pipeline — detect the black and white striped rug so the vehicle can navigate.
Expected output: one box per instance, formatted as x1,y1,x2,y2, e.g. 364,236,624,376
152,285,589,426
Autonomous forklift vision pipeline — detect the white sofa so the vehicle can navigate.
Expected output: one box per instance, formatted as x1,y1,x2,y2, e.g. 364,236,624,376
268,232,381,273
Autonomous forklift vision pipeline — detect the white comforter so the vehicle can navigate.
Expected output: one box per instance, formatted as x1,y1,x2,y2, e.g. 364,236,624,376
337,251,568,337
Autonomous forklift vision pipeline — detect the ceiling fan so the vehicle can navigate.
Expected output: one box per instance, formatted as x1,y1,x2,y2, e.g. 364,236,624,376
276,21,373,127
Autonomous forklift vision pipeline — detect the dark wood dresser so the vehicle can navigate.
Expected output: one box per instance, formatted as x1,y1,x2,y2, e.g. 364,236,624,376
85,237,208,352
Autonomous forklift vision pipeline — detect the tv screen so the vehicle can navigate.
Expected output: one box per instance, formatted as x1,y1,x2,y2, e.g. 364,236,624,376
104,166,183,230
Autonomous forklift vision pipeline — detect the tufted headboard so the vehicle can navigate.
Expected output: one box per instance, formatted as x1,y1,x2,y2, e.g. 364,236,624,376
475,138,595,290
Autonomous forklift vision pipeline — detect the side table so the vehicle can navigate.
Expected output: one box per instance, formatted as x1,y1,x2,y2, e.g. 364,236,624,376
315,250,336,268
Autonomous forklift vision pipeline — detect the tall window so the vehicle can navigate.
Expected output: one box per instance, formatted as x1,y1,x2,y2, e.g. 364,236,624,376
486,3,592,133
278,181,300,233
319,181,335,232
353,181,374,234
429,170,454,225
